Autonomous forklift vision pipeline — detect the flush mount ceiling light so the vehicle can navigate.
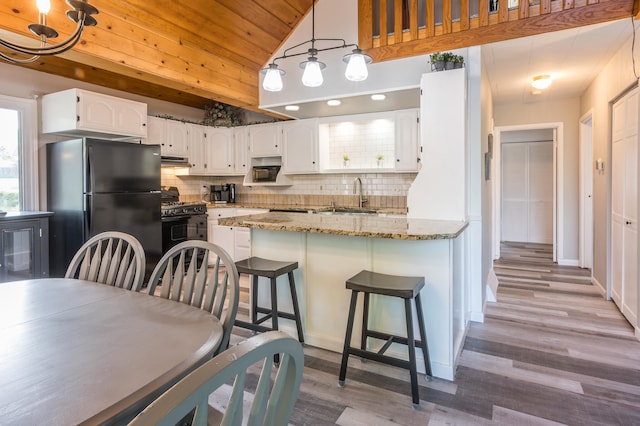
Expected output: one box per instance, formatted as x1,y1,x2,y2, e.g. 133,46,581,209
531,74,552,90
260,0,372,92
285,105,300,111
0,0,99,64
327,99,341,106
371,94,386,101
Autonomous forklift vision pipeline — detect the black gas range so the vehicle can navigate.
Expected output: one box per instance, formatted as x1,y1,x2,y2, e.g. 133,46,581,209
161,187,208,254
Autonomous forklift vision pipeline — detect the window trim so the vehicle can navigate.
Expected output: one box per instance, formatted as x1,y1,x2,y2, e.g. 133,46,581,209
0,94,39,211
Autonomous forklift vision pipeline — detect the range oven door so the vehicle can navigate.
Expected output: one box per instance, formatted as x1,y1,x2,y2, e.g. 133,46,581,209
161,216,189,254
161,214,208,255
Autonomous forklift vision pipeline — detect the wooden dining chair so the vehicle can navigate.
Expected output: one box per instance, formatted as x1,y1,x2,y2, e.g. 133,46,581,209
146,241,239,355
65,231,146,292
128,331,304,426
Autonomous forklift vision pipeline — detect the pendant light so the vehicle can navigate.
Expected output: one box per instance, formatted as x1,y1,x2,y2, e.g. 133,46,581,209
0,0,99,64
261,0,372,91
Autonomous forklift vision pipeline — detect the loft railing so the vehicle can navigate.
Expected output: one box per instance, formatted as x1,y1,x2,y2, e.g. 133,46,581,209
358,0,633,59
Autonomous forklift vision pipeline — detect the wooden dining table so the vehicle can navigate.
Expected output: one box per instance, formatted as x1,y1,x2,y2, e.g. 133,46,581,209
0,278,223,425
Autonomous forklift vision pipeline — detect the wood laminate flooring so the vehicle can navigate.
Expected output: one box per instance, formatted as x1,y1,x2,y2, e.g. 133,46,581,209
227,242,640,425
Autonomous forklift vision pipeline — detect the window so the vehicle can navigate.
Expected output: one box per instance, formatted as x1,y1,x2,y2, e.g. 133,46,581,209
0,95,39,211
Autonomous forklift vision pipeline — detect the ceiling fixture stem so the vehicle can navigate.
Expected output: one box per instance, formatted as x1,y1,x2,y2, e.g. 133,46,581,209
260,0,372,91
0,0,98,65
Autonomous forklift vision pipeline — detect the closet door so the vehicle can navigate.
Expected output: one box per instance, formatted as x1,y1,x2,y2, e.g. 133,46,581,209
501,141,553,244
611,87,639,327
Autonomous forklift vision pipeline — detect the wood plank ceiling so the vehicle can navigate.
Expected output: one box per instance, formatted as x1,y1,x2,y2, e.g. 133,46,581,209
0,0,637,114
0,0,311,113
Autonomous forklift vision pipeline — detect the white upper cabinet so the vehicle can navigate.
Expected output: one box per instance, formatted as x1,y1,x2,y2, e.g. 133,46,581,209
248,122,282,157
394,109,420,171
282,119,318,174
187,123,206,174
147,116,188,157
42,88,147,139
206,127,234,175
233,127,250,175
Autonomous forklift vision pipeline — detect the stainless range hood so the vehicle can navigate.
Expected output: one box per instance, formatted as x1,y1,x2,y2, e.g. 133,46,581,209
161,155,190,167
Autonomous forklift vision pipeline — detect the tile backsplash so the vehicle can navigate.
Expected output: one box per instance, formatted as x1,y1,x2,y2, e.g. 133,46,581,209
162,168,415,210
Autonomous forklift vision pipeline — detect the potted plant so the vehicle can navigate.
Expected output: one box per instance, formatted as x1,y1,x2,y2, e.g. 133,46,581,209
429,52,445,71
453,55,464,69
343,154,350,167
376,154,384,167
442,52,455,70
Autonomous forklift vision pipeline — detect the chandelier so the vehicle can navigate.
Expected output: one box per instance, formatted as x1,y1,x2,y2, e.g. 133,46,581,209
261,0,372,92
0,0,99,64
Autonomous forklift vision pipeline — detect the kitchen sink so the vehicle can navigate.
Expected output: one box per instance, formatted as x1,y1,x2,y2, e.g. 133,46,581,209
314,207,378,216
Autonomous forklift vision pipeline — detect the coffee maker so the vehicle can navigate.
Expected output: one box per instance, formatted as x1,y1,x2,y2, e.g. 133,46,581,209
210,183,236,203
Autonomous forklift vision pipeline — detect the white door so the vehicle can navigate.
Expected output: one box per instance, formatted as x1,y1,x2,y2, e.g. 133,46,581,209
611,87,639,327
501,141,553,243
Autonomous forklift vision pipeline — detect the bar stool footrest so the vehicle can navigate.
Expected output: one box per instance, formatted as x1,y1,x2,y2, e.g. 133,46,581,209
234,320,275,334
348,347,412,370
365,329,426,350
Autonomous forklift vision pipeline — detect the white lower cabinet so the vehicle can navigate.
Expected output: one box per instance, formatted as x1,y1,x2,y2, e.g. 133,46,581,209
208,208,269,262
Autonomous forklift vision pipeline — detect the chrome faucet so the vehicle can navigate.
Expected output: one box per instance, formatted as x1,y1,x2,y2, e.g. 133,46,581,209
353,177,368,208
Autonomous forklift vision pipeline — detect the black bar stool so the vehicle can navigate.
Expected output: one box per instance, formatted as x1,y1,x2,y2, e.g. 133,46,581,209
338,270,432,408
233,256,304,343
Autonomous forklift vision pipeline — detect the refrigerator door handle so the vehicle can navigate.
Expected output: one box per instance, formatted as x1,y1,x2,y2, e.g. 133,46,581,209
87,145,96,194
85,196,93,236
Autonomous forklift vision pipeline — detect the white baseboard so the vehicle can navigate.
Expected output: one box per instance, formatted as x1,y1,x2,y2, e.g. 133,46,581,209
558,258,579,266
592,276,606,297
469,311,485,323
486,268,498,303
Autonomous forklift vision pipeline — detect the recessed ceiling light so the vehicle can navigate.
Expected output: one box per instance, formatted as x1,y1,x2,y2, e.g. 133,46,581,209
531,74,552,90
371,94,386,101
327,99,341,106
285,105,300,111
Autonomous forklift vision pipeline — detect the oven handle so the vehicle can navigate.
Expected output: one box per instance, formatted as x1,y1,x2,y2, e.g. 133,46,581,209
161,216,191,223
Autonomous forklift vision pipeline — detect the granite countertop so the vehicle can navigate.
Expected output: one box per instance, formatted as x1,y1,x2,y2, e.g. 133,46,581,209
205,203,407,215
218,211,468,241
0,211,54,221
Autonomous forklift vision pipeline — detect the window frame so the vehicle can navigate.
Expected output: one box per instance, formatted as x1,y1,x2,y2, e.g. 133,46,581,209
0,94,39,211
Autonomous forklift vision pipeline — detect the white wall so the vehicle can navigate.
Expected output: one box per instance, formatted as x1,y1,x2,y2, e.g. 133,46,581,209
493,97,581,263
467,46,486,322
258,0,438,110
580,27,639,291
480,50,494,318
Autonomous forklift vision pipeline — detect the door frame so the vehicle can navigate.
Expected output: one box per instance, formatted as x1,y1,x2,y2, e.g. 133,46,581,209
579,110,594,270
493,122,563,262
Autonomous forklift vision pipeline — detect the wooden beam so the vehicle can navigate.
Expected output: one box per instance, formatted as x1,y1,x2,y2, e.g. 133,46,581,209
367,0,634,62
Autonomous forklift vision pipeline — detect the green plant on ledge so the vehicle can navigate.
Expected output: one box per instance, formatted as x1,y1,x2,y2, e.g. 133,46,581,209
203,101,244,127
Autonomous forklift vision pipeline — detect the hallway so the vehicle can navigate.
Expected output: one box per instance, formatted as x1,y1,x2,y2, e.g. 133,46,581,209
229,242,640,424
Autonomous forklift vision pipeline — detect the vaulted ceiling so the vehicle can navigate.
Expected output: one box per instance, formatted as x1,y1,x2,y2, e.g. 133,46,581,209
0,0,636,115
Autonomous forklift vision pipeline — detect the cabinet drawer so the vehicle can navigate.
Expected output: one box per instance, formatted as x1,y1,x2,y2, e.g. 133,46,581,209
235,228,251,248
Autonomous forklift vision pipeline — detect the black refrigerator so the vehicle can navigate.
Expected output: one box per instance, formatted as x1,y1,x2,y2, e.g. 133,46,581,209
47,138,162,279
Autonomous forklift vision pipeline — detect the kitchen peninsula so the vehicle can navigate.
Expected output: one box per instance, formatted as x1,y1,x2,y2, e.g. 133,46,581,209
220,211,467,380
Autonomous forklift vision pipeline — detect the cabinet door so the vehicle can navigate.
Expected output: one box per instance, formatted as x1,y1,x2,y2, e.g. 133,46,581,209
234,227,251,261
395,109,420,171
0,219,44,283
187,123,206,174
233,127,249,175
78,90,147,138
164,120,189,157
249,123,281,157
146,116,164,146
206,127,234,175
283,119,318,174
212,225,235,260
